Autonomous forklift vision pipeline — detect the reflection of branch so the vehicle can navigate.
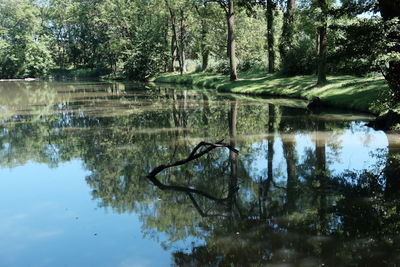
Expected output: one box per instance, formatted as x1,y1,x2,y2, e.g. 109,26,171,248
147,140,239,202
147,175,229,201
148,140,238,177
271,179,287,190
187,193,229,218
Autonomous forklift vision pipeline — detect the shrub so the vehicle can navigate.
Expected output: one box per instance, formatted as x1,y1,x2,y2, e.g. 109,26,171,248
124,41,166,81
206,60,230,74
281,36,317,76
238,57,265,72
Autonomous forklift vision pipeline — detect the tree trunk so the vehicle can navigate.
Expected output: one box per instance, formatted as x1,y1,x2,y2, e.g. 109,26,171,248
170,34,177,72
317,0,328,85
202,94,210,126
195,4,210,72
280,0,296,60
260,104,275,219
165,0,182,73
164,21,169,72
227,0,238,81
316,33,320,75
202,49,209,71
228,100,238,213
266,0,276,73
315,120,327,233
378,0,400,20
267,104,275,183
200,19,209,71
378,0,400,102
384,134,400,199
179,9,187,75
283,135,297,213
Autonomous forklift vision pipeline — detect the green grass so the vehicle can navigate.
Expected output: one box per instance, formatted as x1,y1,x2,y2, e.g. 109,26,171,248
154,71,390,114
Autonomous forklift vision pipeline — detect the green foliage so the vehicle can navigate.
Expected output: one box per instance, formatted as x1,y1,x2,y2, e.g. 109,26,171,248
124,42,166,81
329,18,385,76
0,0,397,94
24,40,54,77
281,36,317,76
0,0,53,78
123,1,169,80
49,68,107,79
206,60,230,74
237,57,266,72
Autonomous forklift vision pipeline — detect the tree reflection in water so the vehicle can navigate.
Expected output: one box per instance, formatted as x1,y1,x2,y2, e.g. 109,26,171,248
0,82,399,266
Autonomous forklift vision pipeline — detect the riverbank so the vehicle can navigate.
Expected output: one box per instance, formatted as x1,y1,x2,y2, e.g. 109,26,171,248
154,71,391,114
0,78,38,82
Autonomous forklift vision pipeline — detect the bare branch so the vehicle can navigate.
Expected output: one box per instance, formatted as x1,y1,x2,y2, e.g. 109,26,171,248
146,140,239,202
187,193,229,217
147,140,238,178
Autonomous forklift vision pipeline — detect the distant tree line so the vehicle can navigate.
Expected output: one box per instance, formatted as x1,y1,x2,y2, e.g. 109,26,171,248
0,0,398,97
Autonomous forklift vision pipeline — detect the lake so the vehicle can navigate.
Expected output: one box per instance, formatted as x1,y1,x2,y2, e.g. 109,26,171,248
0,81,400,266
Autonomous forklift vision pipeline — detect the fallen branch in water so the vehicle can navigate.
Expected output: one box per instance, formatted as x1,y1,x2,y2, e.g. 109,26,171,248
146,139,239,202
147,139,238,177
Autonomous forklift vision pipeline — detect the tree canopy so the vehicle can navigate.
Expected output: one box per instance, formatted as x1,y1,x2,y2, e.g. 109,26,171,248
0,0,399,99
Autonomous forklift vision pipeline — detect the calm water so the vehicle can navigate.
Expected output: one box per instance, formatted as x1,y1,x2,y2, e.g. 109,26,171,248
1,81,400,267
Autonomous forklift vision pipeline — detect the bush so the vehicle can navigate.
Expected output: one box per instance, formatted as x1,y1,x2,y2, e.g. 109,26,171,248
0,40,54,78
238,57,265,72
206,60,230,74
49,68,109,79
124,41,166,81
281,36,317,76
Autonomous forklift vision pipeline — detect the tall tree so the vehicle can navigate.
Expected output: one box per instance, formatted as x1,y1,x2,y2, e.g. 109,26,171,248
280,0,296,61
237,0,276,73
378,0,400,102
215,0,238,81
266,0,276,72
194,2,211,71
227,0,238,81
164,0,187,75
316,0,328,84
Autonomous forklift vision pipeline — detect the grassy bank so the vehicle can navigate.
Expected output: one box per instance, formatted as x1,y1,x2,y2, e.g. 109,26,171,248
154,71,390,114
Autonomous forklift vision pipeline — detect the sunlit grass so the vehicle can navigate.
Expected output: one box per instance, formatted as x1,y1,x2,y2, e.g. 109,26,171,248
154,71,389,114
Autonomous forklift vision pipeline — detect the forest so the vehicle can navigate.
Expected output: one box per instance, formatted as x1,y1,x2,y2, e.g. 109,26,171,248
0,0,399,104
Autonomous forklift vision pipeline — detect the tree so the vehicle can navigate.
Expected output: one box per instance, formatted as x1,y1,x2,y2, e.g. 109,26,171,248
316,0,328,84
194,2,214,71
280,0,296,61
266,0,277,72
213,0,238,81
236,0,276,73
0,0,53,78
164,0,189,75
377,0,400,102
227,0,238,81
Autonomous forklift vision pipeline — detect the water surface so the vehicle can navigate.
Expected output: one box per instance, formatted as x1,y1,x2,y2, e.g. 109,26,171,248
1,81,400,266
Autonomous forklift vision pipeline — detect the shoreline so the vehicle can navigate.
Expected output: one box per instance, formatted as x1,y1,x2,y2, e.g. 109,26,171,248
154,71,390,115
0,78,38,82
